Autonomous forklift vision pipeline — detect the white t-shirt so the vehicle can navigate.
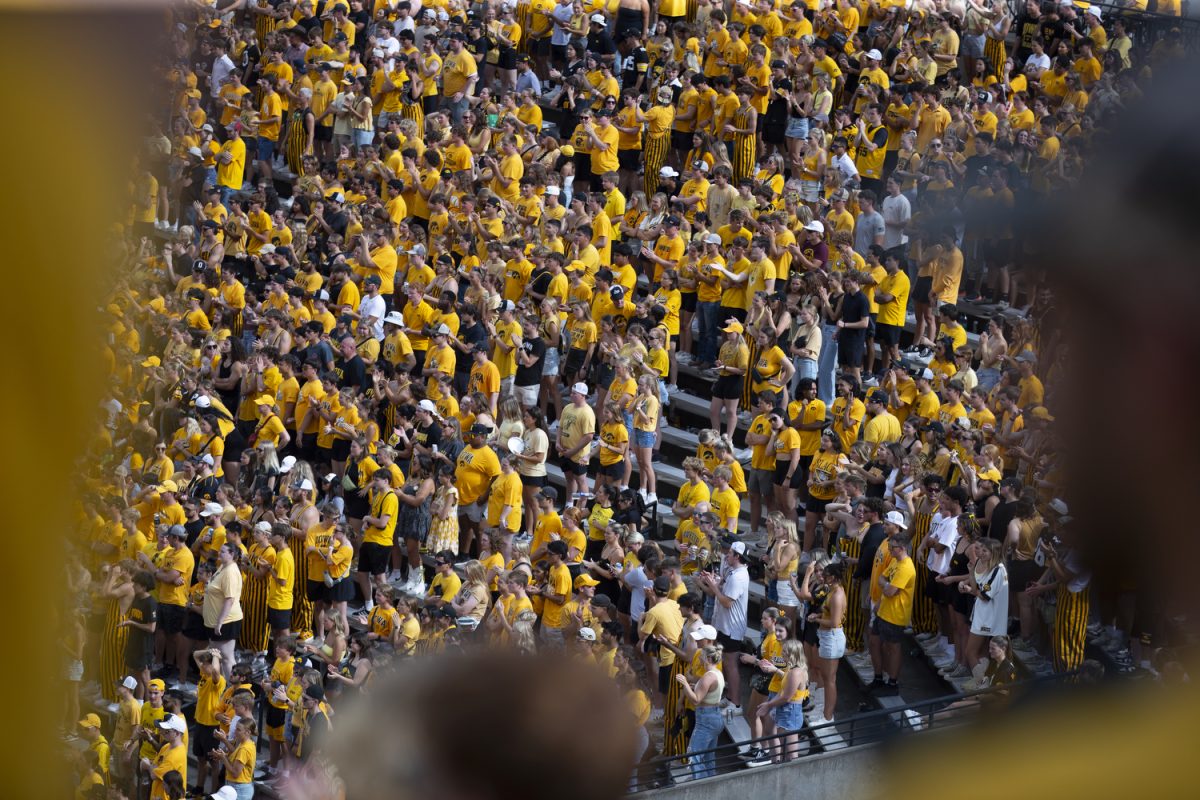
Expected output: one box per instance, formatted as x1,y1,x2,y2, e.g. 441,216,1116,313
359,294,387,340
881,193,911,247
713,563,749,640
925,513,959,575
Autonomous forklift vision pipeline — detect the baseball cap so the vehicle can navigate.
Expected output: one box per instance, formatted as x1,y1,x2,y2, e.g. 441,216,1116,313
157,714,188,734
804,220,825,234
78,713,101,729
1048,498,1070,516
691,624,718,641
590,12,606,23
705,233,722,245
435,323,452,335
200,502,224,517
194,395,211,408
730,541,747,555
147,678,166,691
210,786,239,800
118,675,139,691
418,399,440,416
328,191,344,203
652,576,672,595
609,285,625,300
919,367,935,380
255,521,273,534
571,382,589,396
574,573,600,589
578,627,597,641
305,684,326,701
659,165,679,178
296,478,315,491
158,479,179,493
469,423,492,435
884,510,908,529
254,396,277,406
280,455,297,473
721,321,744,334
866,48,883,60
140,356,161,367
187,146,203,158
1015,351,1037,363
165,524,187,540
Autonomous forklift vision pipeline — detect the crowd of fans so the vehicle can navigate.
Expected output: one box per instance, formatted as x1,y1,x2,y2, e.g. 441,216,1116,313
64,0,1194,796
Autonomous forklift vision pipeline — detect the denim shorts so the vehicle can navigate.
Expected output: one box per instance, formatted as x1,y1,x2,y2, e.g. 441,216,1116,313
634,428,656,448
785,117,809,140
773,700,805,732
256,136,275,161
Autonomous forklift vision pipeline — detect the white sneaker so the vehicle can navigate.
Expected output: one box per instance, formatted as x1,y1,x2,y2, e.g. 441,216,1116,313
932,656,957,670
645,492,657,505
914,632,938,643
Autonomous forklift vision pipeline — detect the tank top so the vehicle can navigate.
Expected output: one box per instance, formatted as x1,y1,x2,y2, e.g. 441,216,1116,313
1013,514,1044,561
700,666,725,706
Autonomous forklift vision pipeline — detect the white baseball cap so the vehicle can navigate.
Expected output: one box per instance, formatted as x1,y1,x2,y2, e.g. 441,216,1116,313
884,511,908,529
200,502,224,517
804,220,824,234
919,367,935,380
590,13,606,23
194,395,212,409
730,541,747,555
866,48,883,61
254,521,273,534
118,675,139,691
280,455,297,473
659,166,679,178
418,399,439,415
578,627,597,641
571,382,589,396
200,453,215,466
545,185,560,196
705,233,722,245
157,714,187,734
296,478,315,492
691,624,718,641
209,786,239,800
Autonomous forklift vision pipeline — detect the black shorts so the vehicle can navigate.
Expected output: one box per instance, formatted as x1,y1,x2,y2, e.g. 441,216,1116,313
671,130,692,152
755,114,767,134
774,462,803,489
913,275,933,304
866,313,877,339
600,460,625,479
585,538,606,562
358,541,392,576
520,473,547,488
498,47,518,70
763,123,786,146
534,37,552,56
159,603,186,635
711,374,743,400
565,347,587,376
267,606,292,631
183,610,208,642
875,322,902,347
224,426,247,461
307,579,327,604
680,292,697,313
124,638,152,671
1007,558,1041,593
317,445,335,466
194,723,219,760
715,630,743,653
328,577,355,603
204,618,242,643
837,334,866,368
332,438,352,460
805,496,831,515
551,44,569,64
718,306,747,324
266,704,287,729
871,616,906,643
618,149,640,171
561,457,588,476
315,125,333,143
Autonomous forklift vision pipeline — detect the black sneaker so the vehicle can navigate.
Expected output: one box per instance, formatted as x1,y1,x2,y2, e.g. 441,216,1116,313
866,678,887,693
745,748,773,767
876,681,900,696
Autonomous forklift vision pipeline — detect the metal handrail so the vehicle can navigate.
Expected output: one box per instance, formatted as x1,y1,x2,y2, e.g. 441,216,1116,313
627,675,1067,793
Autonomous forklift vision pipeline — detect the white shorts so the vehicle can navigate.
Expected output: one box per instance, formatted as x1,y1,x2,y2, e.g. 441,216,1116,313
514,383,540,408
776,578,799,607
818,627,846,660
463,500,485,523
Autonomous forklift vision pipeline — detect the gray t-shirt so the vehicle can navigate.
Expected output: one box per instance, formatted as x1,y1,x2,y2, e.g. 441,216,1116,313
855,210,886,255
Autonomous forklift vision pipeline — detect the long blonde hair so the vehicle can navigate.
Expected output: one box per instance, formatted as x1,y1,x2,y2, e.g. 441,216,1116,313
511,610,538,654
781,638,807,669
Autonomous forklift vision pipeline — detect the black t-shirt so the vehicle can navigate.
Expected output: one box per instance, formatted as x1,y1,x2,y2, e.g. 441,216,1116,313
620,47,649,89
841,290,870,337
862,461,888,498
515,337,547,387
126,594,158,656
986,498,1017,542
963,154,996,189
335,354,368,392
455,322,489,374
184,517,207,549
855,522,887,580
588,32,617,60
414,421,442,452
467,35,491,62
181,164,209,207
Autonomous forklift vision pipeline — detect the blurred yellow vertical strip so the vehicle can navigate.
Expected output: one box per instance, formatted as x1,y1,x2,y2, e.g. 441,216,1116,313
0,7,158,794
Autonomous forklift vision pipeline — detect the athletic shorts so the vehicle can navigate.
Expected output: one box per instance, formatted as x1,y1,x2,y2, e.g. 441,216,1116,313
871,616,906,643
913,275,933,303
600,460,625,479
315,125,333,142
715,630,743,653
194,723,219,760
805,496,831,515
774,462,804,489
267,607,292,631
306,579,327,603
711,374,743,400
328,577,355,603
159,603,186,635
358,541,391,576
520,473,547,488
681,292,697,313
875,322,902,347
618,149,640,171
560,457,588,476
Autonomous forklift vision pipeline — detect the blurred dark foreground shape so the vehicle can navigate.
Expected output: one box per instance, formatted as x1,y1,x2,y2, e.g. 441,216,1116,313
875,58,1200,800
288,651,636,800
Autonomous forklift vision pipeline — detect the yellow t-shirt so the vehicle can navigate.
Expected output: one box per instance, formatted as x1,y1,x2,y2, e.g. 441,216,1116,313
362,488,399,546
541,563,573,628
455,444,502,505
877,555,916,626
